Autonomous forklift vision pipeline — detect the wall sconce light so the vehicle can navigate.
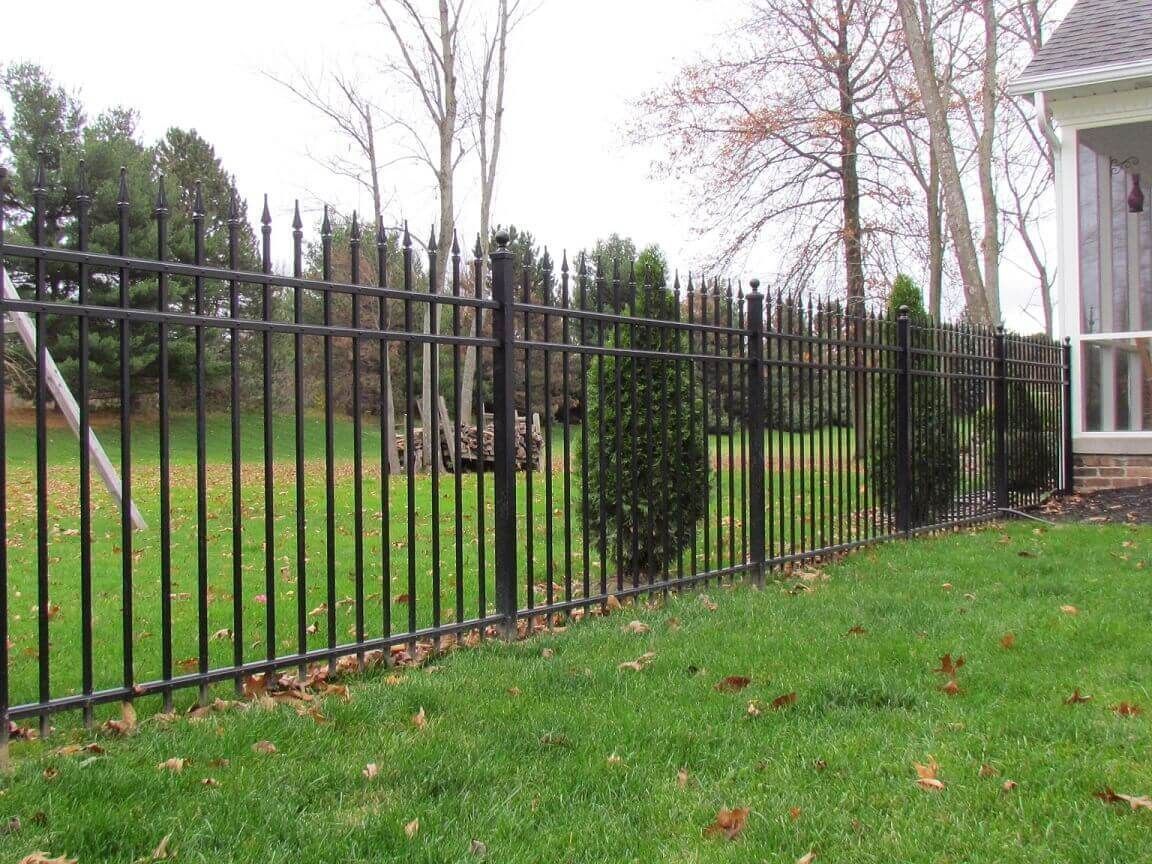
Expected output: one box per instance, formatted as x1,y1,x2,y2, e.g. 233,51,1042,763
1129,173,1145,213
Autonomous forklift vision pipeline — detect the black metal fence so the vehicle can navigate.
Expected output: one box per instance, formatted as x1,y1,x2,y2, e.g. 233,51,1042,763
0,161,1072,744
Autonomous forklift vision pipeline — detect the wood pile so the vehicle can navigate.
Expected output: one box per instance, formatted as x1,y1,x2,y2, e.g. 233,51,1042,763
395,412,543,472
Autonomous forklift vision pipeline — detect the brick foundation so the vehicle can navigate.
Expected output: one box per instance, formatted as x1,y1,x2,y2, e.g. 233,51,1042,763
1074,454,1152,492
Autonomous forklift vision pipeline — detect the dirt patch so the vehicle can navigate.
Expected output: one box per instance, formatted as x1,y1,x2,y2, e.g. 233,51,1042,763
1039,486,1152,525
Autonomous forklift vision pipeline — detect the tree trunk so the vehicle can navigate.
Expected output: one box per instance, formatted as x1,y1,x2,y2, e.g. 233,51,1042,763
977,0,1002,323
927,144,943,322
898,0,993,325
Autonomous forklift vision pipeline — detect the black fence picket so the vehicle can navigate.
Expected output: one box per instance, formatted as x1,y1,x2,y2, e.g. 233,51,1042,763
0,163,1070,749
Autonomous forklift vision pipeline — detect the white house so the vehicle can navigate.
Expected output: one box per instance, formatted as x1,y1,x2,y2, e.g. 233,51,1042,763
1011,0,1152,490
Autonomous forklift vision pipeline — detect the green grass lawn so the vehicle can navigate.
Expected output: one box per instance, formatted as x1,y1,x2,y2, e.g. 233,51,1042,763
2,413,868,711
3,520,1150,862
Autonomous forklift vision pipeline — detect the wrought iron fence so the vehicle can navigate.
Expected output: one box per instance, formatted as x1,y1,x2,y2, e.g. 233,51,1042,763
0,160,1072,746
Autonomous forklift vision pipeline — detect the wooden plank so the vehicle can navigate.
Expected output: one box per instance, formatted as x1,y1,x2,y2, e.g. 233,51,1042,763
437,394,455,469
2,267,147,530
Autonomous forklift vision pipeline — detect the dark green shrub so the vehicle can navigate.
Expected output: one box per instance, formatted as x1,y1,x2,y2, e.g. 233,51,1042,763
868,275,958,525
974,380,1057,494
580,246,709,580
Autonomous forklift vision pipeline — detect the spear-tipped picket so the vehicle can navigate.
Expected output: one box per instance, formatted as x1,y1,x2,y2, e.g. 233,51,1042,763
192,181,205,220
473,232,483,261
402,220,411,249
451,229,460,257
227,187,240,226
350,210,361,244
292,199,303,235
261,193,272,228
320,204,332,239
33,149,47,195
75,160,91,205
428,223,438,253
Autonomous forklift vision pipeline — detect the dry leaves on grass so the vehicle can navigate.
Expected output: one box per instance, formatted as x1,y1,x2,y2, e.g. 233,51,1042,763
618,652,656,672
914,757,945,791
251,740,277,755
770,692,797,710
19,854,77,864
698,594,718,612
149,833,172,860
714,675,751,693
156,757,186,773
1113,702,1144,717
846,625,867,636
704,807,750,840
1095,788,1152,810
1064,688,1092,705
622,620,650,635
606,752,623,766
412,706,428,729
796,853,817,864
404,818,420,839
677,768,691,788
1060,604,1079,615
102,701,137,736
1000,632,1016,649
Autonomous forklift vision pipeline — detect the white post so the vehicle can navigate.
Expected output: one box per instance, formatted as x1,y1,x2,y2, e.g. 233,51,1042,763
2,267,147,530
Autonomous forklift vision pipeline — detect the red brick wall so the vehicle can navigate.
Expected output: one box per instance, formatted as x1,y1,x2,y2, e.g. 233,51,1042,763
1074,454,1152,492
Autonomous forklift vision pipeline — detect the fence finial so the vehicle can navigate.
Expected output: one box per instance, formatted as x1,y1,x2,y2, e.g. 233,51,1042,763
33,148,47,193
350,210,361,241
320,204,332,239
227,187,240,225
76,160,90,202
193,181,205,219
261,194,272,227
154,175,169,217
117,166,130,206
292,199,303,233
474,232,484,259
451,230,460,256
428,223,438,252
403,220,412,248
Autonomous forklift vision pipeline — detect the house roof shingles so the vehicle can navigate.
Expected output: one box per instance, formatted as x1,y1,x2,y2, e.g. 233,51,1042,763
1021,0,1152,82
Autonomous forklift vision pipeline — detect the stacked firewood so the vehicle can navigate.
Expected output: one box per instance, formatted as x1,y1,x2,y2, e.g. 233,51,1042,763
395,414,543,472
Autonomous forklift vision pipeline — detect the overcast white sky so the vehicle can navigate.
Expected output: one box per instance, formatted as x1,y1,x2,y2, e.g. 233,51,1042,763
5,0,1048,329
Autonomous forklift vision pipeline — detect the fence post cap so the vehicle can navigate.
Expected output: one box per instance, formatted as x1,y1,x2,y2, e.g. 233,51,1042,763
749,278,761,294
492,230,512,256
897,304,910,318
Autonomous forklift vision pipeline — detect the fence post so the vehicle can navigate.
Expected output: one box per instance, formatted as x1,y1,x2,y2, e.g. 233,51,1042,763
745,281,766,585
992,326,1009,511
894,306,912,534
1062,337,1075,495
490,231,518,639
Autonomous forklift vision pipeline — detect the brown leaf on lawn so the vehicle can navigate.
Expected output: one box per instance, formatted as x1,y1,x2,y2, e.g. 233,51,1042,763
1113,702,1143,717
1060,604,1079,615
201,778,220,788
607,752,623,766
42,767,59,781
604,594,622,612
677,768,690,789
770,692,798,710
714,675,752,693
151,833,172,860
846,625,867,635
789,807,803,821
210,628,233,641
1064,688,1092,704
796,853,817,864
541,648,555,659
666,617,682,631
322,683,350,702
506,687,522,697
103,701,137,736
618,651,656,672
404,818,420,839
979,763,1000,777
704,807,750,840
747,700,762,717
395,594,411,604
1002,779,1018,792
1096,788,1152,810
698,594,718,612
412,706,428,729
469,839,488,858
941,678,962,697
251,740,277,755
915,757,944,791
932,654,965,677
363,763,380,780
156,757,185,773
941,582,953,591
242,674,267,699
622,620,650,634
19,854,77,864
1000,632,1016,649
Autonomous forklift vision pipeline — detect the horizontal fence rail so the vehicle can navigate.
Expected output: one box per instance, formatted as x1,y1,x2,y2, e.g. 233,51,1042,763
0,161,1072,746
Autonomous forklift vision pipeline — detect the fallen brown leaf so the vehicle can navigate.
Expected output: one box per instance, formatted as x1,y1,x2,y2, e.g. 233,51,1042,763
622,620,650,634
156,757,185,773
201,778,220,788
698,594,718,612
469,839,488,858
604,594,622,612
1096,788,1152,810
151,833,172,860
746,700,762,717
914,757,944,791
363,763,380,780
606,752,623,766
978,763,999,777
677,768,690,788
1060,604,1079,615
404,818,420,839
618,651,656,672
1002,779,1018,792
770,691,797,710
412,706,428,729
704,806,750,840
1064,688,1092,705
714,675,752,693
846,625,867,636
796,853,817,864
251,740,277,755
932,654,965,677
1000,632,1016,649
19,854,77,864
1113,702,1143,717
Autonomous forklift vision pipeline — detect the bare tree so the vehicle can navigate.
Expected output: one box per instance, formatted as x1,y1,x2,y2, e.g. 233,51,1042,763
269,67,403,472
896,0,1000,324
